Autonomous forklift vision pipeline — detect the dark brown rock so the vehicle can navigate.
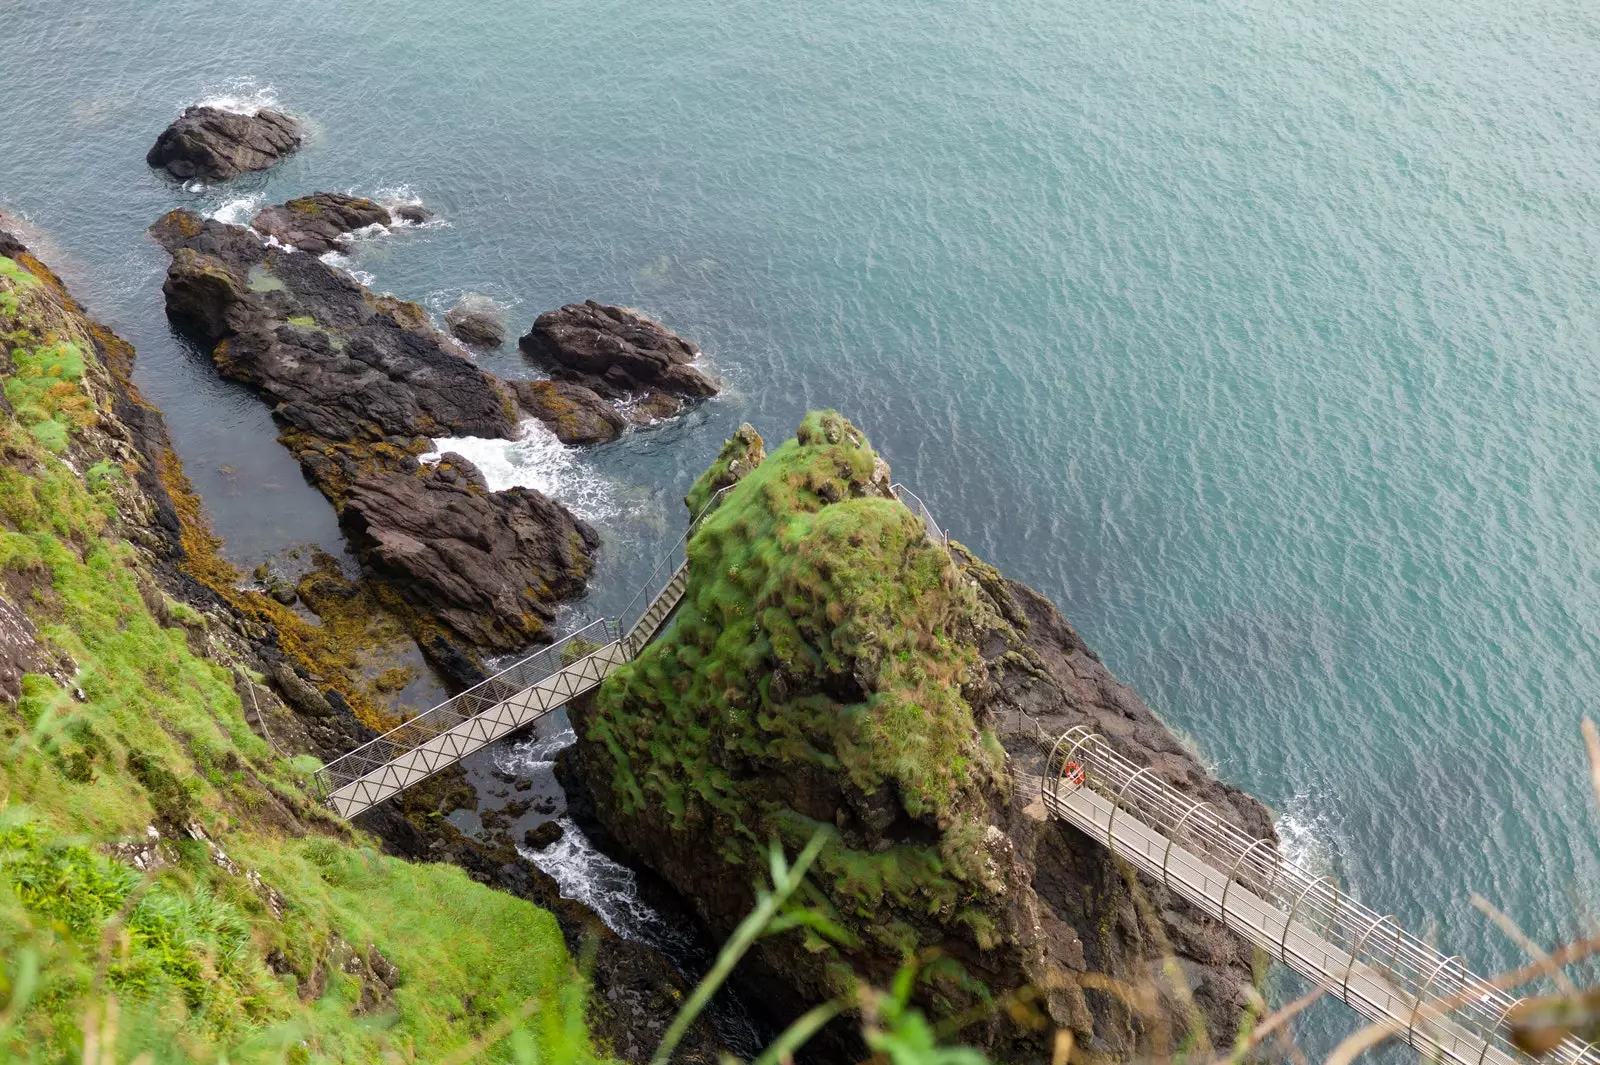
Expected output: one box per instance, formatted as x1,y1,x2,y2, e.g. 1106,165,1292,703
445,297,507,348
519,301,718,403
146,106,302,182
523,820,565,851
508,379,626,446
150,208,597,665
338,454,599,652
251,193,392,254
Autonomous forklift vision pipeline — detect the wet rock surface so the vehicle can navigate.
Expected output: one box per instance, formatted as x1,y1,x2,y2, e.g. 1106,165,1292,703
150,208,597,666
520,301,718,415
445,296,508,348
251,192,393,254
509,378,627,446
146,106,302,182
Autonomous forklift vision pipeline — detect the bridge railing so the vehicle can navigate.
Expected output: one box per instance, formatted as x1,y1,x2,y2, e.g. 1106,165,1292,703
891,482,949,549
1043,727,1597,1065
312,616,618,799
617,484,734,637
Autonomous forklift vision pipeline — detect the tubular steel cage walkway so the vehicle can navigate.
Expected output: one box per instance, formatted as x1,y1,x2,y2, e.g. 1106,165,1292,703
314,481,952,819
1044,727,1598,1065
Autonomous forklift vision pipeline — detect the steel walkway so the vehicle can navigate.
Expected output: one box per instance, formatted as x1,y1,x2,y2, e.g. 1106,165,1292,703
314,478,1585,1065
1043,728,1595,1065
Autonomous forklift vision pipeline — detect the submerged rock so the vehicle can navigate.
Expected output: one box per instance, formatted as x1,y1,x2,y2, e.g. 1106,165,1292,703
519,301,718,413
570,411,1272,1060
508,379,626,446
149,208,597,664
251,193,392,254
445,296,508,348
146,105,302,182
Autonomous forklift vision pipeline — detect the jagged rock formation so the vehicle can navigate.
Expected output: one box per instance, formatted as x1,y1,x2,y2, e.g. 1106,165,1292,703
251,192,393,254
520,301,719,420
568,412,1271,1061
149,208,596,667
339,454,599,650
146,105,303,181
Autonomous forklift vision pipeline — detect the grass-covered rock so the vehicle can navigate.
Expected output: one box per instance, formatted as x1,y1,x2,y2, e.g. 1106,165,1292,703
0,234,605,1063
573,412,1277,1061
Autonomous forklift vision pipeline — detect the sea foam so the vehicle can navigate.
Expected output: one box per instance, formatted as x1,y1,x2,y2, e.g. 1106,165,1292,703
423,419,616,521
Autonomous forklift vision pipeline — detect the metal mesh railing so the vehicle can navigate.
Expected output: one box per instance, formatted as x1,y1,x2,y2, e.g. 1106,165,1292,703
891,482,949,549
1042,727,1596,1065
313,616,618,798
618,484,734,636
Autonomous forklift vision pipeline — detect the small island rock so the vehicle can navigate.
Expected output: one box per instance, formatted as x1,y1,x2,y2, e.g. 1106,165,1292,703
523,821,565,851
147,106,303,182
445,297,508,348
251,193,392,255
519,301,718,410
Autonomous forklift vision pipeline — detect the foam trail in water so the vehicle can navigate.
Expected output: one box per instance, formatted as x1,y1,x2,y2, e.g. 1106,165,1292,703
1276,791,1339,877
423,419,616,521
524,819,685,945
208,195,264,226
194,78,280,115
492,724,576,776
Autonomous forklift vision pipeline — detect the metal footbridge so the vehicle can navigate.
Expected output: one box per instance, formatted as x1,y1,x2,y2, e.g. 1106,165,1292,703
312,479,1589,1065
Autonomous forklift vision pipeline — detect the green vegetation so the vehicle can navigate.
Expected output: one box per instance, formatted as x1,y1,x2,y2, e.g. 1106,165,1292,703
0,252,599,1063
591,411,1008,987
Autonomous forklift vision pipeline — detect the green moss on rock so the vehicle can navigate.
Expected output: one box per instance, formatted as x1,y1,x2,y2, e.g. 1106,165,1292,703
589,411,1010,977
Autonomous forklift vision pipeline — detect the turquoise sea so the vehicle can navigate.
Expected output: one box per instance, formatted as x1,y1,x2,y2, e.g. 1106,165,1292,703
5,0,1600,1050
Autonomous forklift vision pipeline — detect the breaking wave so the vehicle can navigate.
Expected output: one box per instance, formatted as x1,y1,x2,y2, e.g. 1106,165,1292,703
422,419,616,520
193,78,280,115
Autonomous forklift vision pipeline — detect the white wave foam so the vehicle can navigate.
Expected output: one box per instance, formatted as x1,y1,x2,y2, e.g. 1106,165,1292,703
423,419,616,520
317,250,375,287
193,78,280,116
208,195,263,226
492,723,576,776
1277,792,1339,876
523,818,671,942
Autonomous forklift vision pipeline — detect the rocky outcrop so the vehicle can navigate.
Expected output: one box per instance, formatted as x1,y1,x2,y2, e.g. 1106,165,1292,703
146,106,302,182
339,454,599,651
569,412,1271,1062
251,193,392,254
519,301,718,418
149,208,596,664
508,379,626,446
446,296,508,348
0,592,47,704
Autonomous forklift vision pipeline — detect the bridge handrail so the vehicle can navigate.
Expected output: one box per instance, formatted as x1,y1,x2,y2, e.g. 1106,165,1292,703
313,616,618,798
1042,728,1597,1065
891,482,948,548
617,484,734,635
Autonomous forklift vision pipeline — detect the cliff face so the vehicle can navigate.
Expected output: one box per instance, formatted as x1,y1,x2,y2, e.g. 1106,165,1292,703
570,412,1274,1060
0,227,627,1061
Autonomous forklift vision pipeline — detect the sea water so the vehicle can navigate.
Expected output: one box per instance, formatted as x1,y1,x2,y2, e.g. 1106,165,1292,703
4,0,1599,1051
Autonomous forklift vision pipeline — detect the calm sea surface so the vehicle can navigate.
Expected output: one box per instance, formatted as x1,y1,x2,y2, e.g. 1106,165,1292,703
6,0,1600,1048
